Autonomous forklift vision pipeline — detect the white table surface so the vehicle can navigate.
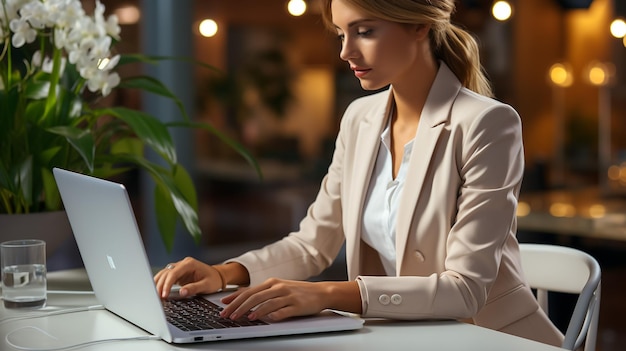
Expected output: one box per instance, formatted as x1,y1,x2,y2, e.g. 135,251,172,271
0,269,566,351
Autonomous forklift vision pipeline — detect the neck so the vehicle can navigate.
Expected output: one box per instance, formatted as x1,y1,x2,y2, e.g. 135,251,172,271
391,58,439,124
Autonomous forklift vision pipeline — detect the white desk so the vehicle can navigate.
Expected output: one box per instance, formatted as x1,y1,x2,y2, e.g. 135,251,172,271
0,269,566,351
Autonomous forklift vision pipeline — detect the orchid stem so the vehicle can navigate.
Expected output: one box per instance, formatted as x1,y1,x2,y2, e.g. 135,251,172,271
44,46,62,120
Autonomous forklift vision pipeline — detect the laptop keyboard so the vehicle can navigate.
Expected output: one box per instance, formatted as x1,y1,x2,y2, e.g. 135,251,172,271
163,296,268,331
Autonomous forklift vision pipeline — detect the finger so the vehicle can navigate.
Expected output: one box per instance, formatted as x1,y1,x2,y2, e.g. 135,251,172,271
219,288,250,318
163,270,186,298
155,271,174,298
153,267,169,283
179,280,210,297
220,287,265,319
154,261,180,295
156,266,184,299
154,270,169,297
255,303,297,322
220,289,244,304
246,297,291,321
226,286,281,320
154,275,164,297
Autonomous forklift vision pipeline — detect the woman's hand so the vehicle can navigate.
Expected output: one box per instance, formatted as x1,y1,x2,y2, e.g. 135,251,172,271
154,257,227,299
219,279,362,321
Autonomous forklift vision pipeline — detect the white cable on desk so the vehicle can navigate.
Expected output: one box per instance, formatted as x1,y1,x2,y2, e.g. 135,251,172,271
0,304,105,325
2,305,161,350
5,326,161,351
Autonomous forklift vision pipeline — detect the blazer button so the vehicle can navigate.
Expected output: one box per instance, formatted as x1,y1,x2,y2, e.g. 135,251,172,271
391,294,402,305
378,294,390,305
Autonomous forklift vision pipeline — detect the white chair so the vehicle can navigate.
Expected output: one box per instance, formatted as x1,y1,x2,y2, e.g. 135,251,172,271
519,243,601,351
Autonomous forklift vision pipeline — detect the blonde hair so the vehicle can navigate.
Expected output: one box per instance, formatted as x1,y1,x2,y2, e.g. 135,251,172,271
321,0,493,97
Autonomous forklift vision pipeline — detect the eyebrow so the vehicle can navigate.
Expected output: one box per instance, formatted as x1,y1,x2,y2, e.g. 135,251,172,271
334,18,378,30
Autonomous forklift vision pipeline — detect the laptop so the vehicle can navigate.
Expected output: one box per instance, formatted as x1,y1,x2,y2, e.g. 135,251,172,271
52,167,364,343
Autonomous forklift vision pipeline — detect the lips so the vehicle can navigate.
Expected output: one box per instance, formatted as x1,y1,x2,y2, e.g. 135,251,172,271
350,66,371,78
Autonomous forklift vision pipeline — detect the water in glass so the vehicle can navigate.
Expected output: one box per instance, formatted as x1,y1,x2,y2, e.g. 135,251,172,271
2,263,47,308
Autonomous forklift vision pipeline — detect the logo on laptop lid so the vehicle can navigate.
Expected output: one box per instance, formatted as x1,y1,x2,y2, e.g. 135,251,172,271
107,255,117,270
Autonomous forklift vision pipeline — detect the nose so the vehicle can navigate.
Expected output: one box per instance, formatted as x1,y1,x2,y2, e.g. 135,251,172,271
339,36,357,62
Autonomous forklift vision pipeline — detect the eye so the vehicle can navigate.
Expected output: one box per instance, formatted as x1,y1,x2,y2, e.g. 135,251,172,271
357,28,373,36
337,33,345,42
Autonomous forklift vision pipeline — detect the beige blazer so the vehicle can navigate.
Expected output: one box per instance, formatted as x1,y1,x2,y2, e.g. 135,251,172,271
230,63,564,346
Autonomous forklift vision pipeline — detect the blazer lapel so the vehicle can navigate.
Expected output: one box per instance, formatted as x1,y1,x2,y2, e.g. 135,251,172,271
395,63,462,271
345,90,393,279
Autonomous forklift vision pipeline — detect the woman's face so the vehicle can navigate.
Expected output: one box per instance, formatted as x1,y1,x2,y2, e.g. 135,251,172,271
331,0,428,91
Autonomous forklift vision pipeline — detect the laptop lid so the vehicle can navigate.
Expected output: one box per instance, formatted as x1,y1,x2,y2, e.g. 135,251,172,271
53,168,363,343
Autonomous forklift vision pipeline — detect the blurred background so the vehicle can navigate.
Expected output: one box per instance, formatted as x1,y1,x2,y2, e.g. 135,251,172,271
51,1,626,350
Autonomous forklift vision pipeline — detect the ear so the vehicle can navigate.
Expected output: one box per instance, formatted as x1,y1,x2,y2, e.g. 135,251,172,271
415,24,431,40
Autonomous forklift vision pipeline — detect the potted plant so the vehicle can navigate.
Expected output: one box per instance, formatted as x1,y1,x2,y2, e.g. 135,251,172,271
0,0,259,252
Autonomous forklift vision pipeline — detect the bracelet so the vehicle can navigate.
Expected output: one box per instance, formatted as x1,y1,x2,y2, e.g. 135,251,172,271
213,266,227,291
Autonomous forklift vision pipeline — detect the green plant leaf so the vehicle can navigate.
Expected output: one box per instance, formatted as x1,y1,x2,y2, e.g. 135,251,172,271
118,76,188,121
24,81,50,100
168,120,263,180
0,89,15,143
47,126,96,172
24,100,47,125
99,107,177,164
111,137,143,156
110,153,202,246
0,164,11,192
43,47,63,121
14,157,33,213
40,146,62,166
41,167,61,211
172,164,198,211
91,165,133,180
118,54,221,74
154,182,177,252
160,171,201,245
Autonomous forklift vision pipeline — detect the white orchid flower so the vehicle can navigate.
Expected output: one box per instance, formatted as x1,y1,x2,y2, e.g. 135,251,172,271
105,14,121,40
93,0,105,25
78,60,97,79
98,54,120,71
50,0,85,29
54,27,69,49
2,0,28,24
19,0,47,29
87,35,112,61
87,70,120,97
9,18,36,47
31,50,44,68
30,50,67,75
5,0,124,97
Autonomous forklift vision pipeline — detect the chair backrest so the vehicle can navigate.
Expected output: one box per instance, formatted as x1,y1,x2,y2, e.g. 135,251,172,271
519,243,601,351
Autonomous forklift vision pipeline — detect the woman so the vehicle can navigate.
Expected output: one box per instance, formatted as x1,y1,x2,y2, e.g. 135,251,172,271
155,0,564,346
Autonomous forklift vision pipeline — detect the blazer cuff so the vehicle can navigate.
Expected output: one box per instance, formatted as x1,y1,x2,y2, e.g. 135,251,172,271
356,276,369,315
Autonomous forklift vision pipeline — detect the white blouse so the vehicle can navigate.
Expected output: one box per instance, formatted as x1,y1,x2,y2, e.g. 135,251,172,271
361,118,414,276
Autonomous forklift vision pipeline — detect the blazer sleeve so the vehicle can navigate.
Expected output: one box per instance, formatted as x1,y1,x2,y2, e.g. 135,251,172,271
358,102,525,320
223,103,357,286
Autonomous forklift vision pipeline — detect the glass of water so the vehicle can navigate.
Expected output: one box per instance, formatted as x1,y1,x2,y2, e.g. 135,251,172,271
1,239,47,309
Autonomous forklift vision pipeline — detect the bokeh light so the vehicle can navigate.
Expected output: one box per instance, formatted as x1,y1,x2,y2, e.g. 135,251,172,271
287,0,307,17
199,19,218,37
492,1,513,21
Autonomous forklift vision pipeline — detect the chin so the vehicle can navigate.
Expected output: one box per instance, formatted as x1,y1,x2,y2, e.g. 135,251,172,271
359,81,388,91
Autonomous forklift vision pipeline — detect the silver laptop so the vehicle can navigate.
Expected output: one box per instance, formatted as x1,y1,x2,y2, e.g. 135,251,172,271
53,167,363,343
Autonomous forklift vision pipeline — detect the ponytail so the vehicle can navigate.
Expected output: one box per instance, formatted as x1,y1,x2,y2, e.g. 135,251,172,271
433,24,493,97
